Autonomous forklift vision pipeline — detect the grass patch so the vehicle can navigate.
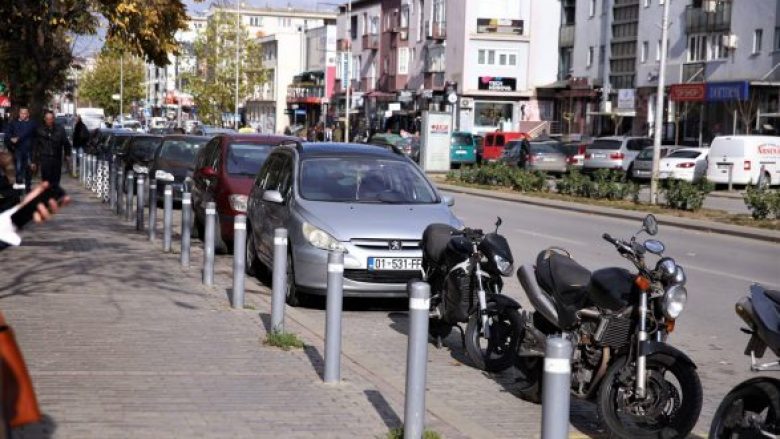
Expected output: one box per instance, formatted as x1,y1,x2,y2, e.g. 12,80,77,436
385,428,442,439
264,331,305,351
243,304,256,310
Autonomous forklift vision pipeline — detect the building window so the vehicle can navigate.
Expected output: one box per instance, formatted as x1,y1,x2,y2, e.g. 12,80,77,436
398,47,409,74
586,46,594,67
475,102,513,127
659,0,664,4
711,33,728,59
687,34,707,62
418,0,424,41
371,16,379,34
499,54,507,65
350,15,358,40
400,5,409,29
478,49,485,64
487,50,495,64
775,27,780,51
508,54,517,65
753,29,763,54
641,41,648,63
656,40,661,61
433,0,445,26
589,0,596,17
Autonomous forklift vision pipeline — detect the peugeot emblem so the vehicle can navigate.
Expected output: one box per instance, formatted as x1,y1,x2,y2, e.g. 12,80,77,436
389,240,402,251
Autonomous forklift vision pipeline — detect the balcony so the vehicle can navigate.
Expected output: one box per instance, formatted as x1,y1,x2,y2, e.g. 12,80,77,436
559,24,575,48
424,72,445,90
360,77,375,92
682,62,706,83
686,1,731,34
337,38,351,51
378,74,407,92
334,79,343,94
426,21,446,40
362,33,379,51
286,85,325,104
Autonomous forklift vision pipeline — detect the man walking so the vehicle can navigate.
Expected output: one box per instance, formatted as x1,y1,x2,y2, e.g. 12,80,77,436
4,107,37,192
34,111,71,188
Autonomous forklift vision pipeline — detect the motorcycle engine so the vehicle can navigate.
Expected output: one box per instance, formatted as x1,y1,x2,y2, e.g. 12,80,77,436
572,321,603,396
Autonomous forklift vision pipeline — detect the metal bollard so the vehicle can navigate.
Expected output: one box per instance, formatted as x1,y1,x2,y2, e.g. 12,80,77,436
136,174,145,231
232,215,247,309
116,166,124,216
541,335,573,439
83,154,89,187
109,161,117,210
78,151,84,181
163,185,173,252
125,172,134,222
202,201,216,286
403,281,431,439
181,192,192,268
148,180,157,241
324,250,345,383
270,228,288,333
71,149,78,177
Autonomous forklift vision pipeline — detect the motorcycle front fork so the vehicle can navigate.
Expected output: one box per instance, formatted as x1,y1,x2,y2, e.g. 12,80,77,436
475,266,490,339
635,291,648,399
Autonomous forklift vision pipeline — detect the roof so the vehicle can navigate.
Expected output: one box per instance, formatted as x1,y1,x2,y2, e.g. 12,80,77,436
161,134,210,141
222,134,301,144
293,142,405,159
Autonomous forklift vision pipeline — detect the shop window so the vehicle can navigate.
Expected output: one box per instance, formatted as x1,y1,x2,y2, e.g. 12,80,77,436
474,102,513,127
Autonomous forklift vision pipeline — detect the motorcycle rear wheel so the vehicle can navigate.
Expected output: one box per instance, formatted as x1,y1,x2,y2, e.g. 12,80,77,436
709,376,780,439
464,303,523,372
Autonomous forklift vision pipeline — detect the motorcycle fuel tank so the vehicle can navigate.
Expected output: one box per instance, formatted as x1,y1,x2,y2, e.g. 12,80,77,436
588,267,636,311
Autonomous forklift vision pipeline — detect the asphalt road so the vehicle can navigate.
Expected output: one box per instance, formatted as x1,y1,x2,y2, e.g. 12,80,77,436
445,189,780,426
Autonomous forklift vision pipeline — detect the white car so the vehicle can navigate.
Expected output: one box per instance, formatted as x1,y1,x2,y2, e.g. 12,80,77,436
658,148,710,182
706,135,780,186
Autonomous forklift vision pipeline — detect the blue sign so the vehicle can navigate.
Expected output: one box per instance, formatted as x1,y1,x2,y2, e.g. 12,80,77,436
706,81,749,102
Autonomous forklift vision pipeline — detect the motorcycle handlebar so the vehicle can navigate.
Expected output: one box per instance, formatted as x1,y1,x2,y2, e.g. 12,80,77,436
602,233,619,245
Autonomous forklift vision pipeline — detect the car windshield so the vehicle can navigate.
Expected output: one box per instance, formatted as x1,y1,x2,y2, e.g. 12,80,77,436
588,139,622,150
637,148,654,159
451,133,472,146
300,157,437,204
226,143,273,176
131,137,160,157
503,141,522,155
667,150,702,159
109,135,131,152
159,138,208,162
530,142,561,154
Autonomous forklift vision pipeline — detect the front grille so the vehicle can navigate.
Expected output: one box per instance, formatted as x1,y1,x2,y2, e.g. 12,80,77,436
344,270,421,284
350,238,421,250
596,316,632,349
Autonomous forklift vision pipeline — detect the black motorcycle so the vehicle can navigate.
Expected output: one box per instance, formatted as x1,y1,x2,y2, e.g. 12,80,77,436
515,214,703,438
709,283,780,438
422,218,523,372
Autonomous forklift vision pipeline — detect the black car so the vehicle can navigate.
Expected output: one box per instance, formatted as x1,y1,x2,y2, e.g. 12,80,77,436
149,135,209,202
87,128,127,156
103,131,138,163
119,135,163,178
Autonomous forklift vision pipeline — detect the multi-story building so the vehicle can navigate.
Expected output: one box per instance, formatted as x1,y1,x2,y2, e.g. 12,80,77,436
551,0,780,142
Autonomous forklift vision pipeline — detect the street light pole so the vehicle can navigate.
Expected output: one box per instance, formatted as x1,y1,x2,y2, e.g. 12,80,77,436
235,0,241,130
650,0,670,205
120,53,124,124
345,0,352,143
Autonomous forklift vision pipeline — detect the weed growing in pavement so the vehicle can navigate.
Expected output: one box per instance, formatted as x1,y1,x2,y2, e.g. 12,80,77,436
264,331,305,351
384,428,442,439
243,304,256,310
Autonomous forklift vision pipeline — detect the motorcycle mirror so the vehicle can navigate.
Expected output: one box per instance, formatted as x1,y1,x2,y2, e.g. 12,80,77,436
644,239,665,255
495,217,502,232
643,214,659,236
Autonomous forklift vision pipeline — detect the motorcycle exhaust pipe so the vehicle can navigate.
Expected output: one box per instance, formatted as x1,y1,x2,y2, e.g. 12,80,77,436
517,265,560,329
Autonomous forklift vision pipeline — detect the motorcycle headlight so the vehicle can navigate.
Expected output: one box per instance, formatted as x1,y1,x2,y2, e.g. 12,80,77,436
662,285,688,320
155,170,175,182
302,222,344,251
493,255,513,276
228,194,248,212
132,164,149,174
671,266,686,286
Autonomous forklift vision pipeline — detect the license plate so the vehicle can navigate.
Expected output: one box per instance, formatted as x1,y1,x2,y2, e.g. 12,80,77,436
368,257,422,271
717,163,731,169
592,153,606,159
455,150,467,155
543,157,555,162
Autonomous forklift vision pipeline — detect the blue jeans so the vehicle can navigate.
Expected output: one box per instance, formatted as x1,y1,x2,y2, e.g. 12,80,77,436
14,147,31,191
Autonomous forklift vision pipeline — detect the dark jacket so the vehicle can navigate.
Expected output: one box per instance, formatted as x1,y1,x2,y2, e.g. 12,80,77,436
4,119,37,152
73,120,90,149
34,123,71,164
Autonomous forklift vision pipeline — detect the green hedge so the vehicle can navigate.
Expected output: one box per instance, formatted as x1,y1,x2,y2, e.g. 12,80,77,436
661,179,714,211
743,185,780,220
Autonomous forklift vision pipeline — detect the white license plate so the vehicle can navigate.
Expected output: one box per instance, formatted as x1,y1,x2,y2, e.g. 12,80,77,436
543,157,555,162
592,153,606,159
455,150,467,155
368,257,422,271
717,163,731,169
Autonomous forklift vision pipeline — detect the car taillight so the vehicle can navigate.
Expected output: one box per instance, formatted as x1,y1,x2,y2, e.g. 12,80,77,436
578,145,587,155
610,152,624,160
676,162,695,168
744,160,751,171
567,156,575,164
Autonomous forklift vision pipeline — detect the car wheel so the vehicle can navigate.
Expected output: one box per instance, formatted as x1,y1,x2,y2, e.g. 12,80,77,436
285,252,304,307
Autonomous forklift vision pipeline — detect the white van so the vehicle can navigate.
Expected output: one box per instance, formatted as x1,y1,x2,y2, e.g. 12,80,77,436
706,135,780,186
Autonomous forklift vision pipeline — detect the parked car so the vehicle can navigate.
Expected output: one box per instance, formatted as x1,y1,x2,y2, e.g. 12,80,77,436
481,131,528,162
245,142,462,305
190,134,299,253
631,145,683,180
112,120,144,132
556,140,590,170
658,148,710,182
583,136,653,174
367,133,406,155
119,134,163,177
450,132,477,167
501,139,567,173
706,135,780,187
149,135,210,203
86,128,127,156
104,131,138,163
192,125,237,137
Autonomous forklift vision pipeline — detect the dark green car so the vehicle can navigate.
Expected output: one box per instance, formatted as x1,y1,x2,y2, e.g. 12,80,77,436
450,132,477,166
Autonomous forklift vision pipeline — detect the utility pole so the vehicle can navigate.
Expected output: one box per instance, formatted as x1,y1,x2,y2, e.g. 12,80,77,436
650,0,670,205
235,0,241,130
120,53,124,124
345,0,352,143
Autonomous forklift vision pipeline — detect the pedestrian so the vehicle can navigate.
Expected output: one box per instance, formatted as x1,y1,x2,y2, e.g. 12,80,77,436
72,115,90,160
4,107,37,192
324,124,333,142
33,110,71,188
333,123,343,143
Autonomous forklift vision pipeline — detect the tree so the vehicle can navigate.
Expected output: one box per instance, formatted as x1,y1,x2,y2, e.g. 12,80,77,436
182,11,265,126
725,92,761,135
0,0,188,118
79,51,144,117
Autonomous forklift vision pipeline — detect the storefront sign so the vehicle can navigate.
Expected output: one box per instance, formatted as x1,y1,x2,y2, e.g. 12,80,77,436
706,81,749,102
478,76,516,92
617,89,635,110
669,83,706,102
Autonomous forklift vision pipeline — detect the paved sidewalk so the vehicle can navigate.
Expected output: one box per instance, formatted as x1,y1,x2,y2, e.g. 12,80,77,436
1,178,460,439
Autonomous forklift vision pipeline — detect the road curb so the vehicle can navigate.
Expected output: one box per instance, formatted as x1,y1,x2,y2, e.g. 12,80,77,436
437,183,780,243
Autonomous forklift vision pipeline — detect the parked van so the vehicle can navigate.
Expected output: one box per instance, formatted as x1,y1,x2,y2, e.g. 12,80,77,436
705,135,780,186
450,132,477,166
482,132,528,162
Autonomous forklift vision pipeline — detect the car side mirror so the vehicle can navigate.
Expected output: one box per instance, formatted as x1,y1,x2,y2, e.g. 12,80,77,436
199,166,217,178
442,195,454,207
263,190,284,205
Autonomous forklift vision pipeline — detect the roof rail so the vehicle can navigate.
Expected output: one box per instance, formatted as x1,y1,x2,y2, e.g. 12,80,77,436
278,139,304,151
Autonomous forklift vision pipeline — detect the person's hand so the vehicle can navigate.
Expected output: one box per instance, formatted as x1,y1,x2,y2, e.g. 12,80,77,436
10,137,18,144
21,182,71,224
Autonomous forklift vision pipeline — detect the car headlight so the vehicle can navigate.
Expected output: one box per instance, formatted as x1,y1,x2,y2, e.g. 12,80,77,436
493,255,513,276
133,164,149,174
662,285,687,320
155,170,175,182
302,222,344,251
228,194,248,212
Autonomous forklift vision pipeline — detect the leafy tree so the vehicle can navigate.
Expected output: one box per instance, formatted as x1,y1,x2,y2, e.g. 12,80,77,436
0,0,188,118
79,50,144,118
182,11,265,126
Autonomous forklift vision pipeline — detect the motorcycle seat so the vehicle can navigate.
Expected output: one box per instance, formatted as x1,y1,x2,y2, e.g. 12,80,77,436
422,223,460,267
766,289,780,306
535,249,592,328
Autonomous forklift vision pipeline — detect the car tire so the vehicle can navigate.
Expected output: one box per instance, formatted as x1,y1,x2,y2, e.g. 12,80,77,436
285,252,304,307
245,224,259,277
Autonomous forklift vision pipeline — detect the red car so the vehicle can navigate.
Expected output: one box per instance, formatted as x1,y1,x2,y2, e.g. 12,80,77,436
190,134,299,252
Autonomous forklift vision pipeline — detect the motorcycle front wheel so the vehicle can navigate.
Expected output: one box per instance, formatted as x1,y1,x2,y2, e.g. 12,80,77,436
597,354,703,439
464,303,523,372
709,376,780,438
